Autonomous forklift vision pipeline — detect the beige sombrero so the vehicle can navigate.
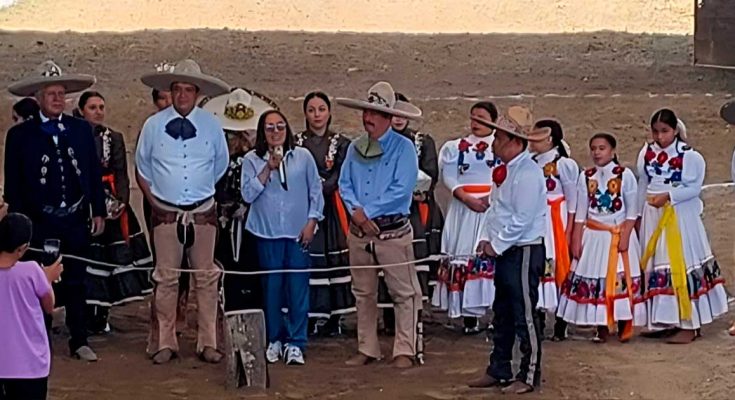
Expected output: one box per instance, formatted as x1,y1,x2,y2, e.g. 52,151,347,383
337,81,423,120
140,59,230,96
202,87,276,131
8,61,96,97
471,105,551,142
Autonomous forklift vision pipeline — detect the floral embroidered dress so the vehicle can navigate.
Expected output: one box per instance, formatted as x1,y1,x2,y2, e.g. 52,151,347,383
295,130,355,318
636,140,728,330
557,162,646,327
86,126,153,307
433,134,500,318
532,148,579,312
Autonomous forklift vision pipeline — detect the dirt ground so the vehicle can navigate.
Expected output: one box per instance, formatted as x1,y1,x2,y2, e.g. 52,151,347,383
1,3,735,399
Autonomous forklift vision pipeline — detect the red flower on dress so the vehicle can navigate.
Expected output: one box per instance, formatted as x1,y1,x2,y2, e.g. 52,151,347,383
656,151,669,164
612,197,623,211
590,197,598,208
546,178,557,191
612,166,624,175
644,148,656,163
475,141,489,153
492,164,508,187
585,167,597,177
458,139,471,152
668,156,683,169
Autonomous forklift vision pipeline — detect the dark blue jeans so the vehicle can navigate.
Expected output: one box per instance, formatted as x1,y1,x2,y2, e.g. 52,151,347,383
257,238,310,351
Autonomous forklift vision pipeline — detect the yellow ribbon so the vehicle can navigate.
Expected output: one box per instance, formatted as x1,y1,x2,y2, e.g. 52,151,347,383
640,203,691,320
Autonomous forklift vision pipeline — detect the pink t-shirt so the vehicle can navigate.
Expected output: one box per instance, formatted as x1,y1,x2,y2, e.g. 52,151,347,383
0,260,52,378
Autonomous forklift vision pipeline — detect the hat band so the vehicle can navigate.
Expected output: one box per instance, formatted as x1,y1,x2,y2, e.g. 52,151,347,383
367,92,391,108
225,103,255,121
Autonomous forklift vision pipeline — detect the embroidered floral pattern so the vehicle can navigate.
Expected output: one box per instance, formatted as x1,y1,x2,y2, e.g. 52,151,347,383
457,138,471,174
643,140,686,184
646,258,724,299
414,132,424,159
560,272,644,305
325,134,340,170
585,165,625,214
540,154,562,192
100,128,112,168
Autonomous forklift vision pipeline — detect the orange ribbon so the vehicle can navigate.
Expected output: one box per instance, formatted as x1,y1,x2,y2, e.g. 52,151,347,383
333,191,350,238
459,184,492,194
102,174,130,243
547,197,571,288
418,203,430,227
585,218,635,341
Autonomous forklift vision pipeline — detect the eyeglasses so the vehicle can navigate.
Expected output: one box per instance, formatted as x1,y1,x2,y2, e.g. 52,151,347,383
265,122,287,133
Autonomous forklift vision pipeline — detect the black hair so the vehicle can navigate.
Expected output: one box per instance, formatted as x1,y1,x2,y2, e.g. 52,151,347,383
0,213,32,253
303,91,332,133
534,119,569,157
650,108,682,141
470,101,499,122
78,91,105,111
589,132,619,164
152,88,162,103
12,97,40,122
254,110,296,158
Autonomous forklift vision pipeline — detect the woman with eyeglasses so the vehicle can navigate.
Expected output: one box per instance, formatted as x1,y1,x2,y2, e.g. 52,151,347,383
241,110,324,366
296,91,355,337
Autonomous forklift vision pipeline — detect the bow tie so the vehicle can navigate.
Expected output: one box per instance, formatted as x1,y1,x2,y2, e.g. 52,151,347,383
165,118,197,141
40,119,66,137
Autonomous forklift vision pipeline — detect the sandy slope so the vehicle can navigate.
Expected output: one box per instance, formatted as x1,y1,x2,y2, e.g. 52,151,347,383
0,0,693,34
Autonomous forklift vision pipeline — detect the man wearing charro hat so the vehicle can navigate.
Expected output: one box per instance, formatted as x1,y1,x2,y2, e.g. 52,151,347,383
4,60,106,362
337,81,424,369
468,106,549,394
136,59,230,364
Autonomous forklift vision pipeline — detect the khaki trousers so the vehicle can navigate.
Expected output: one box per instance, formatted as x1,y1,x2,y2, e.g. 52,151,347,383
349,229,422,359
151,220,221,353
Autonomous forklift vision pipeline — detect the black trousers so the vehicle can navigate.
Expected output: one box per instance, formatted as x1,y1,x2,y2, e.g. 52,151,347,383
486,243,544,387
0,377,48,400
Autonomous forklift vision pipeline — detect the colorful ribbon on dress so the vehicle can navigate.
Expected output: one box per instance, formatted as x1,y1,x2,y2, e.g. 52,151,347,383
640,202,691,321
102,174,129,243
585,218,635,341
333,191,350,238
547,196,571,288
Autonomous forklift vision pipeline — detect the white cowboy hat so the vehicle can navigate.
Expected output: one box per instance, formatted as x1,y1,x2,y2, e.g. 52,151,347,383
202,87,276,131
140,59,230,96
471,105,551,142
8,61,96,97
336,81,423,120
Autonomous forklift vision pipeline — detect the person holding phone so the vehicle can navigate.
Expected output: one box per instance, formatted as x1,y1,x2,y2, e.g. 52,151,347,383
0,213,63,400
241,110,324,366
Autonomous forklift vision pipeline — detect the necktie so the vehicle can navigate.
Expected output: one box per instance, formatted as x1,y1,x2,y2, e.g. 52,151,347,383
165,118,197,141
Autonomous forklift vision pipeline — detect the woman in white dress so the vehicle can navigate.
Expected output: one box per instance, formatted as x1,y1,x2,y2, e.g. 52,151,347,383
434,101,501,334
557,133,646,343
528,119,579,340
638,108,728,344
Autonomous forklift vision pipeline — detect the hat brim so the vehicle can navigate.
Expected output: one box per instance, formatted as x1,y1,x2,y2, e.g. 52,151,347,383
141,72,230,97
336,98,422,120
720,101,735,125
471,116,551,142
8,74,96,97
202,89,276,131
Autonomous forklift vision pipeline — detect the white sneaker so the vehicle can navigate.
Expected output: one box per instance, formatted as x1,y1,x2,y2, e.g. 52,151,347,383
266,341,283,364
284,345,305,365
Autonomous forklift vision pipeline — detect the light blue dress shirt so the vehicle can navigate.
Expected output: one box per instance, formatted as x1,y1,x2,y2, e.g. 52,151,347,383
241,147,324,239
339,128,418,219
135,106,229,205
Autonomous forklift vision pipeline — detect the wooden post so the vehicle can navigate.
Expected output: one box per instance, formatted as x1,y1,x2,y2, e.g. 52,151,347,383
224,310,268,389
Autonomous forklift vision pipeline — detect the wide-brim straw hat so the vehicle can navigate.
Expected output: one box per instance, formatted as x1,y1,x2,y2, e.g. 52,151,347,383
471,105,551,141
8,60,96,97
202,87,276,131
140,59,230,96
336,81,423,120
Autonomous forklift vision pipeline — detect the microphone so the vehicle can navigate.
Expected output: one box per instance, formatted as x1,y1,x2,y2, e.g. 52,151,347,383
274,145,288,190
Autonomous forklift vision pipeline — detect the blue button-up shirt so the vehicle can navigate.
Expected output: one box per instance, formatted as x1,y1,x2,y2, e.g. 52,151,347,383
339,129,418,219
135,106,229,205
241,147,324,239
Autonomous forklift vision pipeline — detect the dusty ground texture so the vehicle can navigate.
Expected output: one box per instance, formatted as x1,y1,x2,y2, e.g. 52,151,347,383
0,20,734,400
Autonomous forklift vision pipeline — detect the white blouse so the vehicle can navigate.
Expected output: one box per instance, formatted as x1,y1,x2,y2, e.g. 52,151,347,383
575,161,638,225
439,134,499,193
532,148,579,212
636,139,705,211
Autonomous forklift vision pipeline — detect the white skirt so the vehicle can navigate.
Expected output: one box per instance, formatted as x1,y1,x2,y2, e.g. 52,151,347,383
640,200,728,330
432,257,495,318
537,196,568,312
557,217,647,327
